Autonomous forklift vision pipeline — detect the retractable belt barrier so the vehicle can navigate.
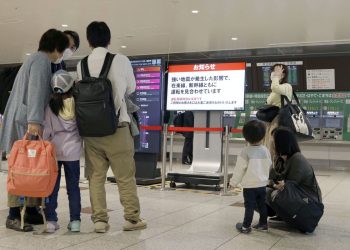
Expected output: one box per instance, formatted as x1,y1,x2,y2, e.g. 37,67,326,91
230,128,242,134
168,126,224,133
139,125,242,134
138,124,242,193
140,125,163,131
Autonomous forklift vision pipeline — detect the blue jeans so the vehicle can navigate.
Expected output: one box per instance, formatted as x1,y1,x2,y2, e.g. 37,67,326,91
45,161,81,222
243,187,267,228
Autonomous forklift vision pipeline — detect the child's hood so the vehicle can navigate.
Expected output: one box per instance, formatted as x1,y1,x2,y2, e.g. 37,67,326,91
59,97,75,121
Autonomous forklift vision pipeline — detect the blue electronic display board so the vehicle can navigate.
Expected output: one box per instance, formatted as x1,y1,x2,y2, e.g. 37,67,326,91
131,59,163,154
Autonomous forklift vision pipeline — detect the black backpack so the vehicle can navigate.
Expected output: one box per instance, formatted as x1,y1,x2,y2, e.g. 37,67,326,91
73,52,119,137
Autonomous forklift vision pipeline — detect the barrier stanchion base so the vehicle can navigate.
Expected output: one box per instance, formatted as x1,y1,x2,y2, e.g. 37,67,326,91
107,176,163,186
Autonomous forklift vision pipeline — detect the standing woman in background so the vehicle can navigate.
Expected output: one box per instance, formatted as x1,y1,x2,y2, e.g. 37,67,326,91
182,111,194,165
263,64,293,162
0,29,68,232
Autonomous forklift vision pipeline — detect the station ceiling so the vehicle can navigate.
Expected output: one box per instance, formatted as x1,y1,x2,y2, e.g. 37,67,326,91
1,0,350,64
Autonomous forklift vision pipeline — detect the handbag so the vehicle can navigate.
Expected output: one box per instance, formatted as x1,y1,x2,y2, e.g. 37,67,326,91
270,172,324,233
256,105,280,122
278,92,314,140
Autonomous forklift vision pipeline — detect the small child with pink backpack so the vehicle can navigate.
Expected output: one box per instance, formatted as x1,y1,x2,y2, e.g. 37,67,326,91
43,70,82,233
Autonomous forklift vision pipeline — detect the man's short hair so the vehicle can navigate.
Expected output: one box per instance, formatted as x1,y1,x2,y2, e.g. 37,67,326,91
86,21,111,48
38,29,69,53
242,120,266,144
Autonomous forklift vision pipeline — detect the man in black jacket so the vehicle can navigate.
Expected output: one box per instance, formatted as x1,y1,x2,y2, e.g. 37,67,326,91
0,66,21,115
174,111,194,165
0,66,21,161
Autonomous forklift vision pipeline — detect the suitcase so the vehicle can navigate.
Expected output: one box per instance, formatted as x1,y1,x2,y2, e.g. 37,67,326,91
270,181,324,233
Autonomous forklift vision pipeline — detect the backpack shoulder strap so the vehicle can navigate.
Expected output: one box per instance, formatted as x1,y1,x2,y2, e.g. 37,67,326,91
80,56,90,78
99,52,116,79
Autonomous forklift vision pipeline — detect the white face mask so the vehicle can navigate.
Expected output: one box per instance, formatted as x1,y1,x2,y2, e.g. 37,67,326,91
62,48,74,61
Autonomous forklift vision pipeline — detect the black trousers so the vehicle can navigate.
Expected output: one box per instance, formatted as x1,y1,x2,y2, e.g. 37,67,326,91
243,187,268,228
182,137,193,164
266,187,277,217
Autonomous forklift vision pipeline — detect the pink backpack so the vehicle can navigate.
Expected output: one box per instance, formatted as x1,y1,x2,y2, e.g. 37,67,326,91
7,134,58,197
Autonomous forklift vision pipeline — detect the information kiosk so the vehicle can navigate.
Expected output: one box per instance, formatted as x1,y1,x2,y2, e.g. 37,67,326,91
166,62,246,189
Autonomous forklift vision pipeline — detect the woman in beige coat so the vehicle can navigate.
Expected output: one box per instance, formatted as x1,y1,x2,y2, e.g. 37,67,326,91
263,64,293,163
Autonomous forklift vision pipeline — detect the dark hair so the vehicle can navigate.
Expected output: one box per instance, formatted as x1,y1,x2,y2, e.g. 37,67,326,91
271,63,289,84
242,120,266,144
38,29,69,53
273,127,300,158
64,30,80,49
49,89,73,116
86,21,111,48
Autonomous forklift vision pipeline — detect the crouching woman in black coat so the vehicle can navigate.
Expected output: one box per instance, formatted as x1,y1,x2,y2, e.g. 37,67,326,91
266,127,322,219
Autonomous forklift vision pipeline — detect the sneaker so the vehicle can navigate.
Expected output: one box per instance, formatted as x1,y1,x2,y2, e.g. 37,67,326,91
94,221,110,233
67,220,81,232
253,223,268,231
46,221,60,233
235,222,252,234
6,217,33,232
182,156,192,165
24,213,44,225
123,219,147,231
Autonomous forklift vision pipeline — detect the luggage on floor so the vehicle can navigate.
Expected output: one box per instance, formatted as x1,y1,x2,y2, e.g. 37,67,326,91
270,181,324,233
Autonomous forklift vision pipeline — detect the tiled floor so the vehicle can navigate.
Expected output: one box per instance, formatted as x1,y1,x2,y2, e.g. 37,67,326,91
0,160,350,250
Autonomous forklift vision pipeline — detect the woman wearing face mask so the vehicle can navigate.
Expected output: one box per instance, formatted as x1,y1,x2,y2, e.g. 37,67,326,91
266,127,322,225
0,28,69,232
263,64,293,163
51,30,80,73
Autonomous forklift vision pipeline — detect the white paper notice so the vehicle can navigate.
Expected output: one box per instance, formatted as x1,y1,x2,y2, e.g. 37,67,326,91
167,63,246,111
306,69,335,90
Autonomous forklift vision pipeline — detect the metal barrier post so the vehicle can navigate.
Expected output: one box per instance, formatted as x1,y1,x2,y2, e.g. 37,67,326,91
169,130,174,172
221,125,232,196
161,124,168,191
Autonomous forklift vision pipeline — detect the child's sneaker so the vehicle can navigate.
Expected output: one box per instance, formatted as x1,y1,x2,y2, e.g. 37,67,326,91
67,220,81,232
235,222,251,234
253,223,268,231
46,221,60,233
